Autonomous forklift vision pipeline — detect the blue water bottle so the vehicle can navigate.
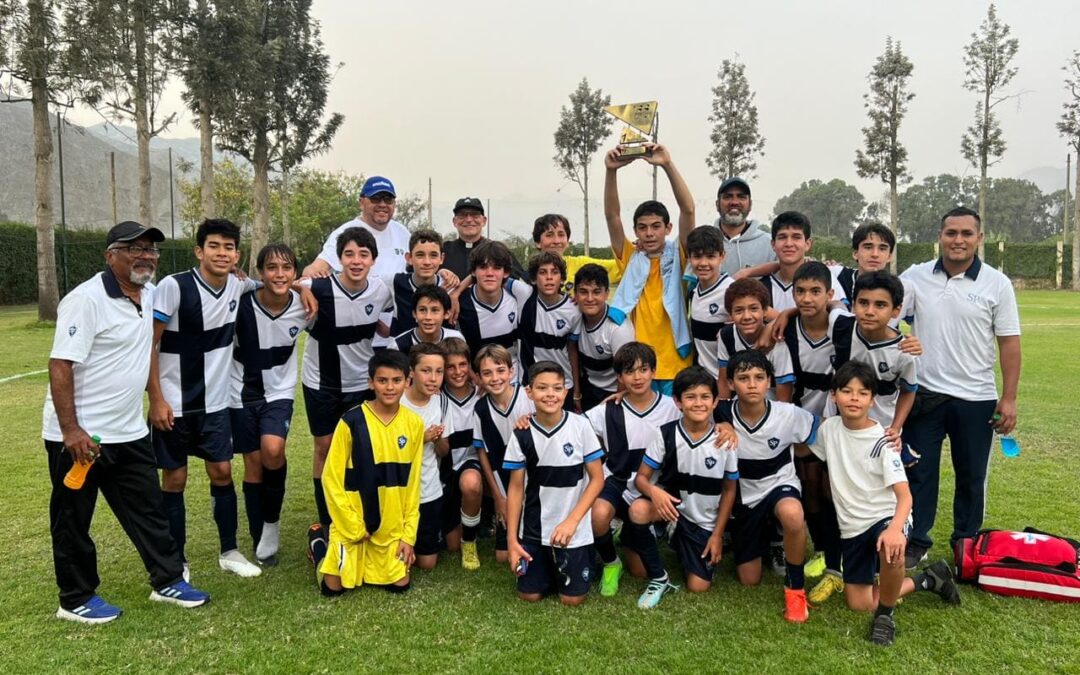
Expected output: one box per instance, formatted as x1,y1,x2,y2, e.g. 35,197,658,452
999,434,1020,458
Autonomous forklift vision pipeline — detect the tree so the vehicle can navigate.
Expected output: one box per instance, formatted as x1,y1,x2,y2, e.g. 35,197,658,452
1058,50,1080,289
854,37,914,271
67,0,175,227
177,157,254,235
984,178,1054,242
773,179,866,240
960,3,1019,256
706,58,766,180
394,195,433,233
897,174,979,242
0,0,80,320
217,0,342,273
553,77,612,255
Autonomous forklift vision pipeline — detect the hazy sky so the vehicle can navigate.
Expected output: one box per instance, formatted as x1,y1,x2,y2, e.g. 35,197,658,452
67,0,1080,245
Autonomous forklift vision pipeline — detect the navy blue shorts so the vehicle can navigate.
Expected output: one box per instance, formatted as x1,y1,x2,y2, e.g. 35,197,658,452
732,484,802,566
302,386,371,438
229,399,294,454
441,459,482,534
841,516,910,585
517,542,593,598
597,476,631,522
415,497,444,557
153,409,233,470
673,518,717,582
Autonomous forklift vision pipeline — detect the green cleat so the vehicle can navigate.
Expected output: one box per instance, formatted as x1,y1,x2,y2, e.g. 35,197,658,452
600,558,624,597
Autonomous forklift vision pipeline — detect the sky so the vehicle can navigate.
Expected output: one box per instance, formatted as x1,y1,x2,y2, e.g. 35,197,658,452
66,0,1080,246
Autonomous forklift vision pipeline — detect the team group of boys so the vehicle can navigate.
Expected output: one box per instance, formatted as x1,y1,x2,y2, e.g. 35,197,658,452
150,145,964,647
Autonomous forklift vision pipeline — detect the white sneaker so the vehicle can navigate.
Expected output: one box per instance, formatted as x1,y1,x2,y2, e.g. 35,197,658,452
182,563,191,583
256,521,280,561
219,549,262,577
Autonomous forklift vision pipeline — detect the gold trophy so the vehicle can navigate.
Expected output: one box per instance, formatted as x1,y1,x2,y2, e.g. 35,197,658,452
603,101,658,158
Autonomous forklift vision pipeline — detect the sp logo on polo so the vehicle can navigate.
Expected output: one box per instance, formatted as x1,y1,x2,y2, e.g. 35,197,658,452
562,443,574,457
229,299,237,312
878,362,889,373
705,456,717,470
508,312,516,323
768,437,780,450
556,319,566,330
709,303,719,315
289,326,299,338
397,435,408,449
68,325,77,336
365,304,374,315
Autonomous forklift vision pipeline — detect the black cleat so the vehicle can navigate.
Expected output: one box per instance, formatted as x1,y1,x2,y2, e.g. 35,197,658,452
904,543,928,571
924,560,961,605
869,613,897,646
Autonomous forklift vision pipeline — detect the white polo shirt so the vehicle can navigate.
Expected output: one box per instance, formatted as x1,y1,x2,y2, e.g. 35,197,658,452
900,257,1020,401
42,268,155,443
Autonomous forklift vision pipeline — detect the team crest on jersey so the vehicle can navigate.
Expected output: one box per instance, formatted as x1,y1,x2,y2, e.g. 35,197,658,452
562,442,574,457
556,319,566,330
397,435,407,448
878,362,889,373
829,354,837,365
229,299,237,312
68,325,77,336
709,302,719,315
365,304,375,315
705,456,717,469
768,437,780,450
289,326,299,338
596,345,605,354
508,312,516,323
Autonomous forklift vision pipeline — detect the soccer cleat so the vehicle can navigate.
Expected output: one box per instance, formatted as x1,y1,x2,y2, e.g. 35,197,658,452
600,558,624,597
307,523,328,567
783,587,810,623
808,570,844,605
182,563,191,584
904,543,929,571
924,560,962,605
869,613,897,646
637,578,678,609
805,552,827,578
219,549,262,577
770,544,786,576
55,596,122,625
461,541,481,571
150,580,211,608
256,521,281,564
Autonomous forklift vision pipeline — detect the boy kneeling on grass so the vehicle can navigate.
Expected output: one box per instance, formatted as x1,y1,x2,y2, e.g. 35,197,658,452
505,362,605,606
796,361,960,646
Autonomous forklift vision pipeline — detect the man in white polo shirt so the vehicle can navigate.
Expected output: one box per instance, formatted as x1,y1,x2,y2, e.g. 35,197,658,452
899,206,1021,570
43,221,210,625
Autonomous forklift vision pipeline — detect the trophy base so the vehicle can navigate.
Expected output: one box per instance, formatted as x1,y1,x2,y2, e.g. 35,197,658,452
619,144,652,159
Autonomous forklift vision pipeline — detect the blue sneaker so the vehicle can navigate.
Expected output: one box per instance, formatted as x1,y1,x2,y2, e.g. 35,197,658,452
56,595,122,624
637,577,678,609
150,580,211,608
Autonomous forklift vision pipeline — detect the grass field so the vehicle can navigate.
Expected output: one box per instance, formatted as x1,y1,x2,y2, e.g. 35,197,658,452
1,292,1079,673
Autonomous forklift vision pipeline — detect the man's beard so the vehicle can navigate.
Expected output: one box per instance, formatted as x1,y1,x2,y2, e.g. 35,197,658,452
130,266,156,286
721,212,747,227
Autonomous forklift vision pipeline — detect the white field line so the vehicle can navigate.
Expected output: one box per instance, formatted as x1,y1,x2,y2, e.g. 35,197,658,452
0,369,47,384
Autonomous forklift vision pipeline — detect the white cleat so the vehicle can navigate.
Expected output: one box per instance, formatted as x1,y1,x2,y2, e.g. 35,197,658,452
219,549,262,577
256,521,281,561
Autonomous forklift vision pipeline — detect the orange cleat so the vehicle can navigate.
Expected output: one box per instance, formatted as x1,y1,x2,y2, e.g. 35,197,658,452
784,587,809,623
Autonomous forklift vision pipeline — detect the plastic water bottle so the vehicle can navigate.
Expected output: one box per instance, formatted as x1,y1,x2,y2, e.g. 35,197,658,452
999,434,1020,458
63,435,101,489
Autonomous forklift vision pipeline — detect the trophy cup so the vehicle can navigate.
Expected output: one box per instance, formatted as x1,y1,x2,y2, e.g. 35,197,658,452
603,101,658,159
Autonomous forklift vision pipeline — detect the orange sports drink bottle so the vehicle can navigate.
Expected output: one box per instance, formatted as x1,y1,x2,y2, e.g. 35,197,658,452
63,435,101,489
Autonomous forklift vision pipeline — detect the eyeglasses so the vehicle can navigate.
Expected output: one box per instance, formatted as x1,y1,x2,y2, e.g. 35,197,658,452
111,245,161,257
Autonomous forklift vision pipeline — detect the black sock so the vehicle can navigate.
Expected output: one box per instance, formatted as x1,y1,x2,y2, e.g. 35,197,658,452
313,478,331,529
595,530,618,565
785,559,805,590
210,482,238,554
262,461,287,524
628,522,667,580
875,603,895,618
242,480,263,546
162,490,186,563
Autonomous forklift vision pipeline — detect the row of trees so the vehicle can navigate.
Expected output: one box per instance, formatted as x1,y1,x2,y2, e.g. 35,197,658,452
0,0,341,319
774,175,1069,244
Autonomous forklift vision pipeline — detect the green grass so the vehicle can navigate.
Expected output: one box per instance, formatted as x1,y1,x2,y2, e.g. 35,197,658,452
1,292,1079,673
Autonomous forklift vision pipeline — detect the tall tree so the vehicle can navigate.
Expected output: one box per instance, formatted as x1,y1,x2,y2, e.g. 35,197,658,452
773,179,867,240
706,58,766,179
553,77,612,255
1058,50,1080,289
67,0,175,227
897,174,980,242
960,3,1019,256
217,0,342,272
854,37,914,271
0,0,78,319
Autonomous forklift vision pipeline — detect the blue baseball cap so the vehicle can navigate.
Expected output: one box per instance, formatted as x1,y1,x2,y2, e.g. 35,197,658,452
360,176,396,198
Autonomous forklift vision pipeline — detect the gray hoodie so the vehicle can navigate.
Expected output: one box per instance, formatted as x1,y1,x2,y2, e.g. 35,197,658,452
711,217,776,276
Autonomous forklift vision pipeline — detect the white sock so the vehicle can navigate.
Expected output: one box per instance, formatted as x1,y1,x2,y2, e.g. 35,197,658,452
256,521,280,559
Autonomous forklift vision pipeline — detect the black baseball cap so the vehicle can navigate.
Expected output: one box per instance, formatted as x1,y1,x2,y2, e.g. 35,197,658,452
106,220,165,246
718,177,751,198
453,197,485,215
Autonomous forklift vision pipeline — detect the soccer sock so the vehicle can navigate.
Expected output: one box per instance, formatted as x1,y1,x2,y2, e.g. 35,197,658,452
461,510,480,543
242,481,263,546
162,490,187,563
875,603,895,618
819,503,843,572
210,482,239,554
261,461,287,524
595,530,618,565
313,478,331,529
785,560,806,590
628,522,667,581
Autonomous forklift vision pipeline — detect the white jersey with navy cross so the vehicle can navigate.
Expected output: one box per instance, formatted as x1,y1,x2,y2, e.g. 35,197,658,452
689,274,735,379
154,269,258,416
577,307,636,394
828,315,918,427
401,392,455,504
388,326,465,353
643,420,740,531
456,286,521,376
229,290,310,407
715,399,819,508
301,275,394,393
716,324,796,389
470,385,536,497
388,272,444,336
444,387,480,471
782,311,848,416
503,411,604,548
509,280,582,389
585,393,681,504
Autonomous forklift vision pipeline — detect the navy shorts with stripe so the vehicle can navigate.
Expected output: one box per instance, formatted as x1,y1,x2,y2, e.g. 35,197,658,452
842,516,910,585
229,399,294,454
732,484,802,566
597,476,631,521
302,386,371,438
415,497,444,557
673,518,718,582
516,542,593,598
153,409,233,470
